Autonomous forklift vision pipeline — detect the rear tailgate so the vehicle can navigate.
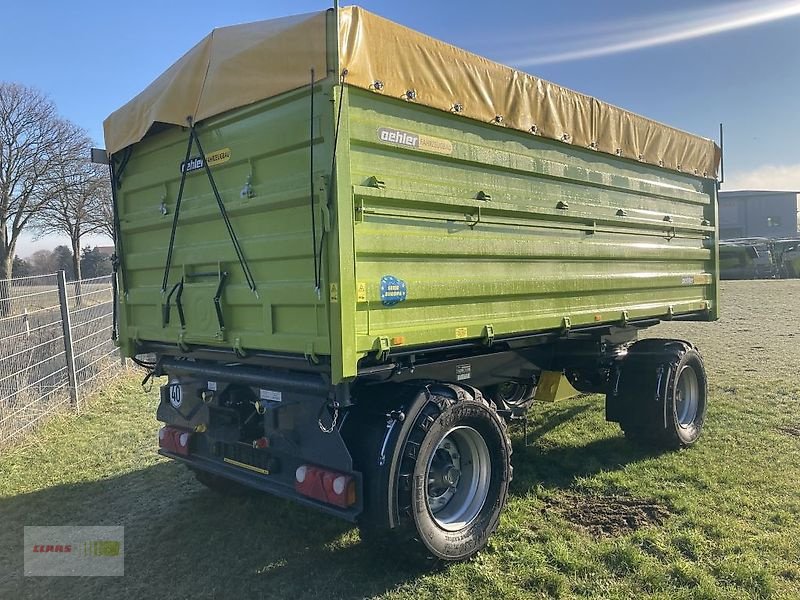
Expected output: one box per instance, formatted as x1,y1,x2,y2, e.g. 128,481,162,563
115,89,332,359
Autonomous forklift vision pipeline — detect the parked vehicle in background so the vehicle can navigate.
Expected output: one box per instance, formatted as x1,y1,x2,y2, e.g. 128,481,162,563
773,239,800,278
719,238,776,279
719,237,800,280
99,6,719,561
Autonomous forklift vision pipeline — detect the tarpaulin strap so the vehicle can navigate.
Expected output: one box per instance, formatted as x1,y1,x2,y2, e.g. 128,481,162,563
192,123,258,296
161,125,195,294
113,147,133,190
309,69,320,296
108,155,129,295
110,255,119,341
315,69,348,294
162,278,185,329
213,271,229,331
160,119,258,315
108,149,131,341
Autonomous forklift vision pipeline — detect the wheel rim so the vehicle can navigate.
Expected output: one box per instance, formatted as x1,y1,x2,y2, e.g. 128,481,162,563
675,364,700,427
425,426,491,531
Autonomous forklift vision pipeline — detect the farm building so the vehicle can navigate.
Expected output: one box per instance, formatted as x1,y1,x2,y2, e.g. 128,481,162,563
719,190,800,239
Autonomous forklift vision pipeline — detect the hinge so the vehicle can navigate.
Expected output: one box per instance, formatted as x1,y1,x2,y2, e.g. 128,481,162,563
233,337,247,359
376,336,391,361
366,176,385,189
482,324,495,347
305,342,319,365
354,198,365,223
561,316,571,331
177,331,190,352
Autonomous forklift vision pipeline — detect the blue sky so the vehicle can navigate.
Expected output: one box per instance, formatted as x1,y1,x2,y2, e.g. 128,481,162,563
3,0,800,254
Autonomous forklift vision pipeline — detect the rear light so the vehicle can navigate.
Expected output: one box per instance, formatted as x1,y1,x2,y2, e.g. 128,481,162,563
158,426,192,456
295,464,356,508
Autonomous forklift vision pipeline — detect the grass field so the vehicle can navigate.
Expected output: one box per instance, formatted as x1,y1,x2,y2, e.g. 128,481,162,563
2,280,799,599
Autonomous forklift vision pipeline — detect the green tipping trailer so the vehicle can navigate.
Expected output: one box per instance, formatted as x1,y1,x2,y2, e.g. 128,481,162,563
101,6,720,561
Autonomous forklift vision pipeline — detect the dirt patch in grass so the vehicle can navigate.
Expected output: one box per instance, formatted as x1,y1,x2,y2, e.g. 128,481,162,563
777,424,800,437
546,494,671,537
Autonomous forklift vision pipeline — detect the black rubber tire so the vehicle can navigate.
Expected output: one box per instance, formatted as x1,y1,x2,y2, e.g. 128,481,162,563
190,468,253,496
612,339,708,449
352,384,512,562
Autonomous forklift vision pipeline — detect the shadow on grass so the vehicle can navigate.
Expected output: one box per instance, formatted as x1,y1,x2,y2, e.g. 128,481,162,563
2,402,662,599
509,400,662,493
1,461,427,600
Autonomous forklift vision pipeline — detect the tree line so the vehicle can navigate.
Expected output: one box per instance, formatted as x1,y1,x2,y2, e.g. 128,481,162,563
12,245,113,280
1,82,112,285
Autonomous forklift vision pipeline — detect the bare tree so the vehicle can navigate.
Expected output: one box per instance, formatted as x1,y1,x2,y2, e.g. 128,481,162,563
0,82,82,314
33,121,107,283
93,175,114,241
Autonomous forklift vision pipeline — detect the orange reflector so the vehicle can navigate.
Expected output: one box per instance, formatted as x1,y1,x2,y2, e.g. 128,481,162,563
594,314,602,322
391,336,405,346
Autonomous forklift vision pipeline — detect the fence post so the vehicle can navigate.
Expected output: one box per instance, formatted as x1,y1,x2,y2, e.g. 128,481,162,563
57,270,79,410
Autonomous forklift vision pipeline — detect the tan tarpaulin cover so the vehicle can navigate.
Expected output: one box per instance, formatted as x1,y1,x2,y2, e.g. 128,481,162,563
104,6,720,178
103,11,329,155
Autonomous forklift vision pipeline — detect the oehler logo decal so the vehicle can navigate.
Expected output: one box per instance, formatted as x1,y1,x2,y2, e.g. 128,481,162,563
377,127,453,155
179,147,231,173
378,127,419,148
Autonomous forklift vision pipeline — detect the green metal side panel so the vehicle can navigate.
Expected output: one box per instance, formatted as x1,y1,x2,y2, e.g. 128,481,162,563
115,86,335,360
115,81,719,386
345,88,719,360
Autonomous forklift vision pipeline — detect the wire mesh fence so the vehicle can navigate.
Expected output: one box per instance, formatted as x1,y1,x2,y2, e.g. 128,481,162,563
0,271,123,446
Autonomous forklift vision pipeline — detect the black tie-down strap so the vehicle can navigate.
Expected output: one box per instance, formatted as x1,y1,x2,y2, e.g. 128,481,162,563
108,147,132,341
162,279,185,328
161,119,258,329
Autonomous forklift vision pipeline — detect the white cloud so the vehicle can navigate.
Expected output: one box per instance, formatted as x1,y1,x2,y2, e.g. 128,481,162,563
722,163,800,191
506,0,800,66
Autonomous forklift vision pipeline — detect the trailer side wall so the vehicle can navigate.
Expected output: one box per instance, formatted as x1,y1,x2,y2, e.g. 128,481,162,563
346,88,718,364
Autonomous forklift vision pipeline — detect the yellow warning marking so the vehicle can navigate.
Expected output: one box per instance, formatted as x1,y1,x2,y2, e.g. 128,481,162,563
224,457,269,475
455,327,468,339
357,282,367,303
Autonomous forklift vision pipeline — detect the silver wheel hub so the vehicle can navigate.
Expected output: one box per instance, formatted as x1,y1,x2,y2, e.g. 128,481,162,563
425,426,491,531
675,365,700,427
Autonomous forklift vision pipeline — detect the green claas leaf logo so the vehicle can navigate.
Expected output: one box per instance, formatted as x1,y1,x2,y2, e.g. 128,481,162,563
84,540,121,557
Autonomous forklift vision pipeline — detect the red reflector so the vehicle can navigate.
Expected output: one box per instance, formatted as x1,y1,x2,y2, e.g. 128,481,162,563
158,426,192,456
294,465,356,508
252,437,269,449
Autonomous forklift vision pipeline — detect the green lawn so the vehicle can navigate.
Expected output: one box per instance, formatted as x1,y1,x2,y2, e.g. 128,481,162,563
2,281,799,599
